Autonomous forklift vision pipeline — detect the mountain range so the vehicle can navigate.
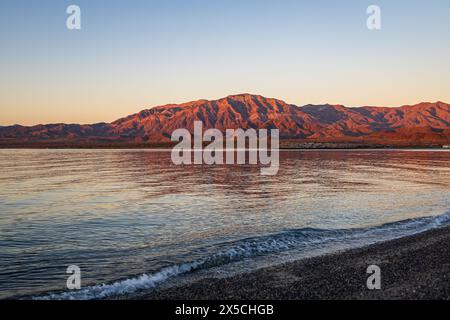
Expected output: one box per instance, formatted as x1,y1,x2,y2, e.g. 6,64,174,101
1,94,450,147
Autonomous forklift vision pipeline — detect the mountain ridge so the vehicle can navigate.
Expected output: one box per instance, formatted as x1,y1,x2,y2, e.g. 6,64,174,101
1,94,450,147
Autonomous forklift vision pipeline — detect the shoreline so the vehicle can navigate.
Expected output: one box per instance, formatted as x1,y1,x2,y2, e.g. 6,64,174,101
0,146,448,150
139,226,450,300
1,147,449,151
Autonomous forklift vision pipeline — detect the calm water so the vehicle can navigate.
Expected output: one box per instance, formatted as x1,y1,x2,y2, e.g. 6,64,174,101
0,150,449,299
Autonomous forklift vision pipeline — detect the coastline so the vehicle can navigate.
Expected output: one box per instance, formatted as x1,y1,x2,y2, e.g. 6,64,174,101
139,225,450,300
0,144,448,150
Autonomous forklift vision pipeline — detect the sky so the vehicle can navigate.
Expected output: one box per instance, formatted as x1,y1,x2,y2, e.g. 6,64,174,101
1,0,450,126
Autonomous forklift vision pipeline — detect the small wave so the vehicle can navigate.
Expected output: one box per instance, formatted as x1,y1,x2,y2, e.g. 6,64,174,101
34,262,204,300
34,210,450,300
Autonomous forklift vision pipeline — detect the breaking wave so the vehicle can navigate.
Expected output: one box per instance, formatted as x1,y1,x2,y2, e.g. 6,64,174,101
34,211,450,300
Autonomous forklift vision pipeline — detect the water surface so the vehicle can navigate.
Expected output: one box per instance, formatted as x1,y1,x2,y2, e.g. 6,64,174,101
0,150,449,299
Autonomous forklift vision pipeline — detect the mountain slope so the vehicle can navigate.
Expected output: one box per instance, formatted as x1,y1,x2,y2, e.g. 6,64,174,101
1,94,450,147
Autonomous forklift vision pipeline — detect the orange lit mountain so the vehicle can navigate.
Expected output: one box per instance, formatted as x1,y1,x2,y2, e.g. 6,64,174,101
1,94,450,147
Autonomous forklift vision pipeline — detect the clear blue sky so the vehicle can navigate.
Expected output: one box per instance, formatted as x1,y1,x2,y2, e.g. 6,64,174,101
1,0,450,125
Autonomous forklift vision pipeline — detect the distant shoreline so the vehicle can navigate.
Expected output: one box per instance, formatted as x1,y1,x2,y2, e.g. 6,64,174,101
0,147,448,150
0,142,448,150
139,225,450,300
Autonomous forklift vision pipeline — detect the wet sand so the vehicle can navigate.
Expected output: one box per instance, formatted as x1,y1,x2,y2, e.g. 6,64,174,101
141,226,450,300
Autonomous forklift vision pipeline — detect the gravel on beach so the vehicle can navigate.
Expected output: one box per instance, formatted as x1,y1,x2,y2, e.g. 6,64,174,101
141,226,450,300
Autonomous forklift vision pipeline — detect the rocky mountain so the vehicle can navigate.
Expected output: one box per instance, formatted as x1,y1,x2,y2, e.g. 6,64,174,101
1,94,449,147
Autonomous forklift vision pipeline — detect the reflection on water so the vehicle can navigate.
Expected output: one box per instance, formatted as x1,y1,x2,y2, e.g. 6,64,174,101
0,150,449,299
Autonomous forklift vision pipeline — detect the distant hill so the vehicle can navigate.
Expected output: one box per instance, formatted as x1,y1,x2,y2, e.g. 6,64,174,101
1,94,450,147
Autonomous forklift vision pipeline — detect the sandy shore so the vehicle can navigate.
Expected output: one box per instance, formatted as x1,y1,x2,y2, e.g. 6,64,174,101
141,226,450,300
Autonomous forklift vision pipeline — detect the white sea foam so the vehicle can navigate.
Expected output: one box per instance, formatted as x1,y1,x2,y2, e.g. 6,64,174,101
35,261,203,300
34,210,450,300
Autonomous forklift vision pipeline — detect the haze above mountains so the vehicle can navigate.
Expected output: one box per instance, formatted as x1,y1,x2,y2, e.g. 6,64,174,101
1,94,450,147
